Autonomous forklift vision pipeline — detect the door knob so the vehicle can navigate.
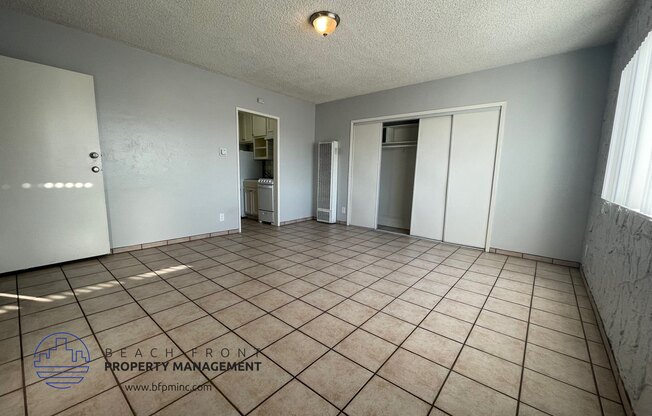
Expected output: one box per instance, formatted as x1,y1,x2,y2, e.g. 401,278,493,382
91,166,100,173
89,152,99,159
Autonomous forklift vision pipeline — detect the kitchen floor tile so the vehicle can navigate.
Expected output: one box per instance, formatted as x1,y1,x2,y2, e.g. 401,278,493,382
378,348,448,402
328,299,376,326
435,371,517,416
271,300,321,328
476,309,527,340
249,380,339,416
155,387,238,416
527,324,589,361
214,355,291,414
263,330,328,375
453,346,522,398
520,368,601,416
212,301,266,328
420,311,472,343
7,220,627,416
300,314,355,347
524,343,595,393
334,329,397,371
167,316,228,351
298,350,372,408
402,328,462,368
465,326,525,364
382,299,429,324
361,312,415,345
235,314,293,349
345,376,431,416
301,288,346,310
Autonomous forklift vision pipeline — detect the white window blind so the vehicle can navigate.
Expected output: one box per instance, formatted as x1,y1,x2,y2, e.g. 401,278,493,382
602,30,652,217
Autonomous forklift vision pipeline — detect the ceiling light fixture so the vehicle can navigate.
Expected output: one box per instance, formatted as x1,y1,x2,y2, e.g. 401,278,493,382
310,11,340,37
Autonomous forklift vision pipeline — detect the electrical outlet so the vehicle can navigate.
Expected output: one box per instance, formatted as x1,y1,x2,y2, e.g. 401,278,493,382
341,207,346,214
219,213,225,222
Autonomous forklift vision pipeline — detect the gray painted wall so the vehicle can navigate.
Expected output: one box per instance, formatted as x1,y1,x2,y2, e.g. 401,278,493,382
316,47,613,261
582,0,652,413
0,10,316,248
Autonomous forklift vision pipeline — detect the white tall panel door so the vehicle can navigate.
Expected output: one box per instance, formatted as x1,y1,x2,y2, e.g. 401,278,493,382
349,122,382,228
410,116,452,240
444,109,500,248
0,55,110,274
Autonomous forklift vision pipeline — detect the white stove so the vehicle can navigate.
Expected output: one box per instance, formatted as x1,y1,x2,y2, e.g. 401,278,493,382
257,178,275,223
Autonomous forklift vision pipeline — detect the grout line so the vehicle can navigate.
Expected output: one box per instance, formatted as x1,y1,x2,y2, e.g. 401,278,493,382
515,254,537,414
571,269,606,416
430,246,508,410
58,266,137,415
195,228,589,379
169,221,458,413
14,273,29,416
16,288,199,346
335,249,471,412
133,236,394,413
10,220,612,416
578,268,632,414
23,329,171,389
10,246,577,322
111,254,246,416
243,237,465,414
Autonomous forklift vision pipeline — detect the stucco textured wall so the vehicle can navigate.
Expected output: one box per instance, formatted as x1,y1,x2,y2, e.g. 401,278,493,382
582,0,652,414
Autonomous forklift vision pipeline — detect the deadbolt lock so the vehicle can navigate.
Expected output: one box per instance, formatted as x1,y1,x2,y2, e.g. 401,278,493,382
89,152,100,159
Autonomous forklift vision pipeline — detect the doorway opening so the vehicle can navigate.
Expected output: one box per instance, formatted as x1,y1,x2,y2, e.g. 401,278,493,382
236,108,280,230
377,119,419,235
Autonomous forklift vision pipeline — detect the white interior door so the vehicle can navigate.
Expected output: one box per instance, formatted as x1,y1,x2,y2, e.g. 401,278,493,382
444,109,500,248
0,55,110,274
349,122,382,228
410,116,452,240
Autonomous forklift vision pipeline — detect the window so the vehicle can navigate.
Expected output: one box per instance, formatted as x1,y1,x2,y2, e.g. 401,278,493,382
602,30,652,217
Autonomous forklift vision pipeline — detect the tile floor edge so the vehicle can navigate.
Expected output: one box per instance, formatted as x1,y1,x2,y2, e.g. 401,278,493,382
111,217,319,254
489,247,580,268
111,229,240,254
279,216,316,226
579,265,636,416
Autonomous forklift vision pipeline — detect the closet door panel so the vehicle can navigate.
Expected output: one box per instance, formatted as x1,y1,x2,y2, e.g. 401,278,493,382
349,122,382,228
444,110,500,248
410,116,452,240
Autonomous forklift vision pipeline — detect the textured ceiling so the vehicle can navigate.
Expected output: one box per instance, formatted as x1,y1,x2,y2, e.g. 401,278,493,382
2,0,634,103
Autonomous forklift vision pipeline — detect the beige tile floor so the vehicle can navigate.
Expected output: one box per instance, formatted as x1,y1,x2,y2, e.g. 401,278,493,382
0,220,627,415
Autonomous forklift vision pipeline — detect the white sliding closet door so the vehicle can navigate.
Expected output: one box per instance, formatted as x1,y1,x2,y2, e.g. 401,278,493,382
444,109,500,248
349,122,382,228
410,116,452,240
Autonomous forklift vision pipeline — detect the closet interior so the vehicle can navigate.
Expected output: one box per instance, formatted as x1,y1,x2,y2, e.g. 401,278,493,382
377,119,419,234
348,106,501,250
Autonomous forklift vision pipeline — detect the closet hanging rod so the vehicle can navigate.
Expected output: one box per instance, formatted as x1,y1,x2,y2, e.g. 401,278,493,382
382,143,417,148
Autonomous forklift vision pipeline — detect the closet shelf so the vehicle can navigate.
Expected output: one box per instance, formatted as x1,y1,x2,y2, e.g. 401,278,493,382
382,141,418,147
